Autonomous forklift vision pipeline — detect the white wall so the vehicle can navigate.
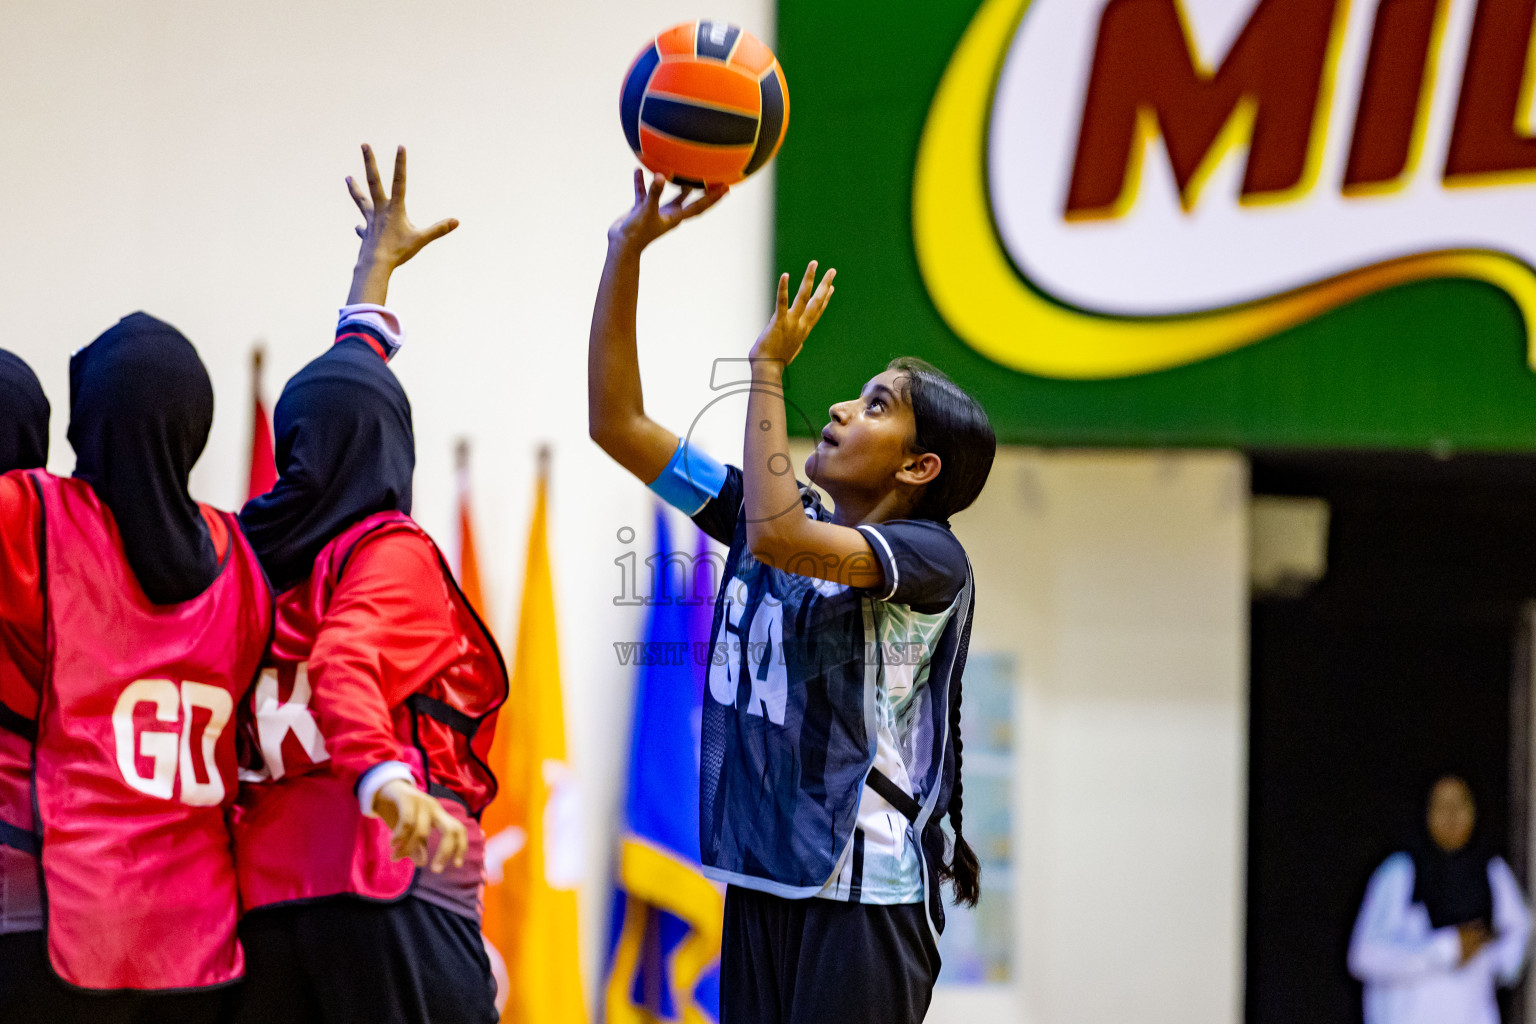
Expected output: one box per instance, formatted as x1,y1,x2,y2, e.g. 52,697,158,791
0,0,771,1002
933,450,1249,1024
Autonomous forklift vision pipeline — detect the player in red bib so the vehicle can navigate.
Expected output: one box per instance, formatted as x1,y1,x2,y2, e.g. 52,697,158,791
0,319,273,1024
0,348,50,1017
229,145,505,1024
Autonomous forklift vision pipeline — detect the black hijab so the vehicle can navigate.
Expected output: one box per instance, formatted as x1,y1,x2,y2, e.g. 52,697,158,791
69,313,220,605
0,349,49,472
1408,777,1494,929
239,337,414,593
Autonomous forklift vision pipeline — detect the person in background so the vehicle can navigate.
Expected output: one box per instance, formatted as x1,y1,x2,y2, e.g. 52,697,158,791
1350,773,1532,1024
229,144,504,1024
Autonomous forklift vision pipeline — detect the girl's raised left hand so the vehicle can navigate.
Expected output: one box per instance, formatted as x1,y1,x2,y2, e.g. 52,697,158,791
750,260,836,368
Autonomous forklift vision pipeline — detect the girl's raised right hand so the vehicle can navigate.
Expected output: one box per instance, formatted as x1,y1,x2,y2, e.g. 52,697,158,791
347,144,459,271
608,169,727,252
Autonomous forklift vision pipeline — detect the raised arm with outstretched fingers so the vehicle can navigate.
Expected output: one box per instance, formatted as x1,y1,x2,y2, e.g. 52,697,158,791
588,170,726,483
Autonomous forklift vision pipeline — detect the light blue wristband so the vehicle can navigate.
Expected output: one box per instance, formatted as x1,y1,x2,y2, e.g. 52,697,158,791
648,438,728,516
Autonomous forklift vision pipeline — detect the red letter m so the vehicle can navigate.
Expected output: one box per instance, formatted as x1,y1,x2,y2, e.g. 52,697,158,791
1065,0,1340,218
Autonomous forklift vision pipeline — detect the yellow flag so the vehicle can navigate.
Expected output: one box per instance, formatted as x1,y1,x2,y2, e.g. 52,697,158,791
482,449,587,1023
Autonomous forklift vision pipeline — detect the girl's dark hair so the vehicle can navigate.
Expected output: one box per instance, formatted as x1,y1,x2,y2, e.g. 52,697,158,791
888,357,996,523
888,356,993,907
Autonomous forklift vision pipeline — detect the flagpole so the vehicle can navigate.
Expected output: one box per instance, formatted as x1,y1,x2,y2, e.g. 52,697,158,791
251,344,264,426
642,905,664,1018
246,342,278,502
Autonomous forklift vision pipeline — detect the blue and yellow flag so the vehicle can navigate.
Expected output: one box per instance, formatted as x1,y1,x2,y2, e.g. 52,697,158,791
604,507,723,1024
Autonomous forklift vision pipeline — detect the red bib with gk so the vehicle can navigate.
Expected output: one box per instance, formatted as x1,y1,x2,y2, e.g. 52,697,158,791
30,472,271,990
233,512,504,912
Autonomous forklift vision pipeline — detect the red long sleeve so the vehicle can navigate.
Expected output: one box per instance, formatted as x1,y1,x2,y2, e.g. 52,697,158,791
307,528,459,781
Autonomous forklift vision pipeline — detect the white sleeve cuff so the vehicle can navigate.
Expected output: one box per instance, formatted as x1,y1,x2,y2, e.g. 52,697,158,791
338,303,405,360
358,760,417,817
857,524,900,601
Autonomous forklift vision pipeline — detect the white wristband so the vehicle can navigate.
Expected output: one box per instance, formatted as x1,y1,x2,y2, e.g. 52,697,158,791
358,760,417,817
337,303,405,360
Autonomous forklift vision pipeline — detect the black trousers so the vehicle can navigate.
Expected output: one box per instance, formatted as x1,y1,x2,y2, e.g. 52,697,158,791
720,885,941,1024
226,895,497,1024
0,930,226,1024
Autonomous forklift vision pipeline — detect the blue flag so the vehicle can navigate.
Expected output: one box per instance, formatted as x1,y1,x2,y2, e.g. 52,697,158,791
604,506,722,1024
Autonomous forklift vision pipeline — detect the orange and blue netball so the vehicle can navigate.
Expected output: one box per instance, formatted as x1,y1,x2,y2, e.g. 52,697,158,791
620,21,789,188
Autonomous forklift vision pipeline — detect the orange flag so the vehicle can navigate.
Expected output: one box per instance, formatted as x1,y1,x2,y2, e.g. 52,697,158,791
455,440,486,616
456,440,512,1016
247,346,277,501
482,447,588,1023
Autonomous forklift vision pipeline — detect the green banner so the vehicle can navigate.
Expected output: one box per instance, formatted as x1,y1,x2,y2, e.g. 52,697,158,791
775,0,1536,450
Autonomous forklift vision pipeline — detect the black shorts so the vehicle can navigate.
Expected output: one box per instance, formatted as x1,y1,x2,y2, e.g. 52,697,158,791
720,885,941,1024
0,930,226,1024
226,895,497,1024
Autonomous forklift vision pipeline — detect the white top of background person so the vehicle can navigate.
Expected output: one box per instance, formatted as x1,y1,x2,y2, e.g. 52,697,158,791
1350,774,1532,1024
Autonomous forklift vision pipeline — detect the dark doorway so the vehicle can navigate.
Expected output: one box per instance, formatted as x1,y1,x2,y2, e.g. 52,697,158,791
1247,452,1536,1024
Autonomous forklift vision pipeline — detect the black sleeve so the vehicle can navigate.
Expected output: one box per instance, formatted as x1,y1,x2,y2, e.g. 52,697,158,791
856,519,968,613
689,464,744,548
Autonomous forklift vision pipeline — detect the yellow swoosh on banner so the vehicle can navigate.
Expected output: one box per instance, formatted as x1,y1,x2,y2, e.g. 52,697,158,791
912,0,1536,379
